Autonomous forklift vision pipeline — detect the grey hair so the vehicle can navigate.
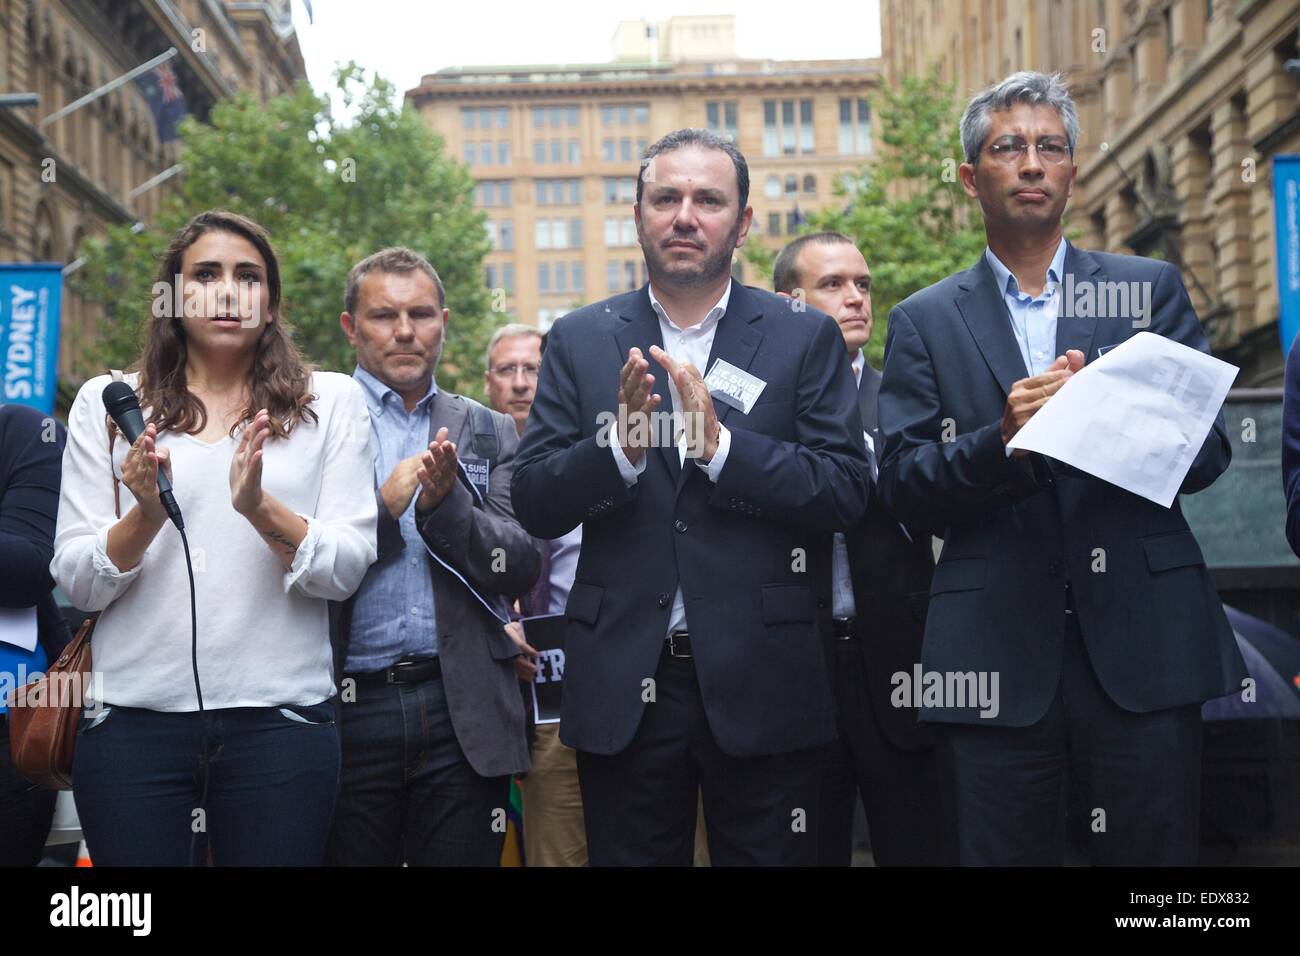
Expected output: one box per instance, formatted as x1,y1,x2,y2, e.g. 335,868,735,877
960,71,1078,165
485,322,543,372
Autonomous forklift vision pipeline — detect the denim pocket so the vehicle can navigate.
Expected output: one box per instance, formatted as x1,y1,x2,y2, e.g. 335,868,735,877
76,705,113,736
276,702,335,727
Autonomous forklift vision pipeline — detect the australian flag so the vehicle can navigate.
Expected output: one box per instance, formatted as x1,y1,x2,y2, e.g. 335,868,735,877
135,61,188,143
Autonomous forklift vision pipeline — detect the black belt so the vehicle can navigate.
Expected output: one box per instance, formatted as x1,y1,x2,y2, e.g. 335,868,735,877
832,617,856,641
665,630,692,659
346,657,441,686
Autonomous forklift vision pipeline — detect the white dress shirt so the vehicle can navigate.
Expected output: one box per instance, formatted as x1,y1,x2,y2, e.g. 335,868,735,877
51,371,378,710
609,281,734,636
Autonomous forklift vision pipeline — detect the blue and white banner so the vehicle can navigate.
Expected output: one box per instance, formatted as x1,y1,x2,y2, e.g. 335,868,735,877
0,263,63,414
1273,155,1300,356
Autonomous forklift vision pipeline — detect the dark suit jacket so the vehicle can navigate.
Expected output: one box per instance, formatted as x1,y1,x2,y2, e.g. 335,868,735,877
0,403,71,660
329,390,540,778
511,281,871,758
1284,333,1300,557
838,364,935,750
877,244,1246,726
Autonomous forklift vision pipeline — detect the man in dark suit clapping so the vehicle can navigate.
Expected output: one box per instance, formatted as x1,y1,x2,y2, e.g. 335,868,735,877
512,129,871,866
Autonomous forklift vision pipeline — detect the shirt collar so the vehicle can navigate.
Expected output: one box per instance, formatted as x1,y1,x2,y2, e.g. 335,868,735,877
984,236,1068,300
352,363,437,418
646,279,732,334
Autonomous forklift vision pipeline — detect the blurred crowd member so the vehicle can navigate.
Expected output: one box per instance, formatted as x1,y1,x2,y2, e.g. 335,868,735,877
773,232,948,866
0,403,69,865
53,210,377,866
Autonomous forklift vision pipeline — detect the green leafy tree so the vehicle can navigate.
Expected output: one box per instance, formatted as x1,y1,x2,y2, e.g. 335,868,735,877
72,64,498,402
746,68,985,366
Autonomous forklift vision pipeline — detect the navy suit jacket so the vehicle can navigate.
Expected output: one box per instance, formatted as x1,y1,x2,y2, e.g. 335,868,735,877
512,281,871,757
0,404,71,660
1284,334,1300,557
877,244,1246,726
841,364,935,750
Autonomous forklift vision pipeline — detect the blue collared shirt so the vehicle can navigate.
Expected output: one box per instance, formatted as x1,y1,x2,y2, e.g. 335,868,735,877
346,365,439,671
985,237,1068,378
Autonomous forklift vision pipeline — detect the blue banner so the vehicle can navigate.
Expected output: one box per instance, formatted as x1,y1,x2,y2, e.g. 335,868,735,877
0,263,63,414
1273,155,1300,355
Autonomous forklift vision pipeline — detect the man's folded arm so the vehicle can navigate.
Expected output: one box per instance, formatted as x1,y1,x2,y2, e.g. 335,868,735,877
417,415,541,599
709,315,870,531
876,304,1042,532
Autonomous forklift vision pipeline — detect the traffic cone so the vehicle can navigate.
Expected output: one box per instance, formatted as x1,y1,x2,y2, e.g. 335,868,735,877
74,841,92,867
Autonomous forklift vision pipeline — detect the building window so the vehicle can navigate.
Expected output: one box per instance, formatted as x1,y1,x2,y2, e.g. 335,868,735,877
768,212,781,236
464,142,477,164
496,107,510,129
502,263,515,293
485,264,497,288
764,175,781,199
606,260,619,291
602,139,615,162
569,217,583,247
533,141,545,164
705,100,739,142
568,140,581,164
619,138,632,162
764,99,815,157
462,108,476,130
566,105,579,127
604,177,636,203
550,140,562,164
838,98,871,155
555,262,568,293
536,219,551,250
600,105,614,126
476,181,512,207
604,216,636,246
532,107,545,129
497,142,511,165
803,174,816,195
573,262,585,292
784,174,797,196
480,142,493,165
538,263,550,292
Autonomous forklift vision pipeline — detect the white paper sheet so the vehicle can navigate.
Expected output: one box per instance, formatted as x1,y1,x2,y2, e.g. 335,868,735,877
0,606,39,652
1005,331,1238,507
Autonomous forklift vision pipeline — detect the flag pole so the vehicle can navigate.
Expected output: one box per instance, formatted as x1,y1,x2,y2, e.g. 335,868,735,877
41,48,178,128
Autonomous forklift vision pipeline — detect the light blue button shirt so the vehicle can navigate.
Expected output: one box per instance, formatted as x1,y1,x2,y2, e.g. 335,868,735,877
346,365,439,671
985,237,1068,378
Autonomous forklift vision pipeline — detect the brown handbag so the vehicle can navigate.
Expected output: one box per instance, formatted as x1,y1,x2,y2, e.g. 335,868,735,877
7,420,120,790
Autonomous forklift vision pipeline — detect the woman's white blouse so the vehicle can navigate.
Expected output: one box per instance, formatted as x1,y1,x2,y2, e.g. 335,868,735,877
51,371,378,711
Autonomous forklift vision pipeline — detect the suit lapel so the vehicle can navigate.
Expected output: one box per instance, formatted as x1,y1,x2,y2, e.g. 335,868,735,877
858,361,880,437
428,388,468,446
701,282,764,430
1055,243,1102,361
955,256,1029,396
615,287,678,481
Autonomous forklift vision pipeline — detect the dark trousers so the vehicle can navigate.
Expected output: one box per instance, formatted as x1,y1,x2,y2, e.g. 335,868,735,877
72,701,340,866
576,647,822,866
0,717,58,866
934,610,1203,866
818,636,949,866
325,674,510,866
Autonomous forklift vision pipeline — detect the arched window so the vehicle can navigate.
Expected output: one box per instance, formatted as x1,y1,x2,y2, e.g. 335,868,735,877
802,174,816,195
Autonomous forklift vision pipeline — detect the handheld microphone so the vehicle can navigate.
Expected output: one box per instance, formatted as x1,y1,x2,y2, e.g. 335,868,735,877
102,381,184,529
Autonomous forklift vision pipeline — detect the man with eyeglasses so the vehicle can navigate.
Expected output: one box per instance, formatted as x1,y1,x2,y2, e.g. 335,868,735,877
485,323,589,866
876,72,1244,865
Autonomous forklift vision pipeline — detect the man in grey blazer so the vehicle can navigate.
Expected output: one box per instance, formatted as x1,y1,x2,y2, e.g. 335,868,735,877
326,247,540,866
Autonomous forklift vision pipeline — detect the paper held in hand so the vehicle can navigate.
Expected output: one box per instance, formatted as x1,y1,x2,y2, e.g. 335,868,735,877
1005,331,1239,508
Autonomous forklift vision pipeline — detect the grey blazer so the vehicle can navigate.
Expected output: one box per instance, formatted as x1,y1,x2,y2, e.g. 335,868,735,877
330,390,541,777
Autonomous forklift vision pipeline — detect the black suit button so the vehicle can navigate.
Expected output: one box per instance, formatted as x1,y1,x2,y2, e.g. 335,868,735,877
1047,560,1062,577
658,593,671,608
674,519,687,533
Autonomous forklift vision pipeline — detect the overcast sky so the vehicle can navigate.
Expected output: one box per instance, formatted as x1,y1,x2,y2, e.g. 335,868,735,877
292,0,882,99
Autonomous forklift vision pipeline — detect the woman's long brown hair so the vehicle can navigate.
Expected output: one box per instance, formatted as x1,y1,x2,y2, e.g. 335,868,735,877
132,210,317,438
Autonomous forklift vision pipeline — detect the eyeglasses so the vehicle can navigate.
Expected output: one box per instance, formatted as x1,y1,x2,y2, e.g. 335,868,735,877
490,363,540,380
984,136,1072,166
